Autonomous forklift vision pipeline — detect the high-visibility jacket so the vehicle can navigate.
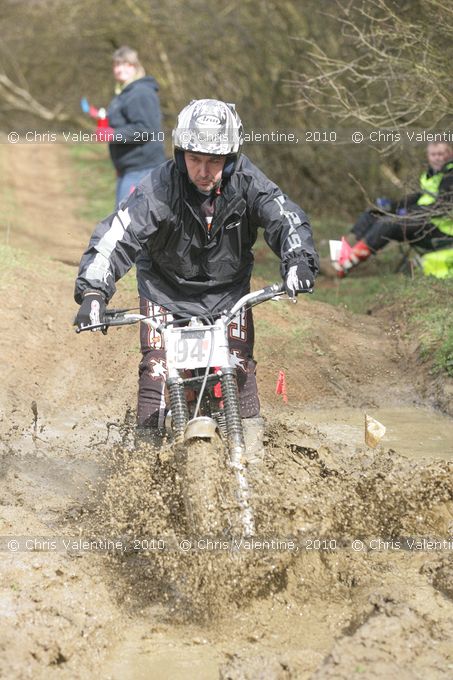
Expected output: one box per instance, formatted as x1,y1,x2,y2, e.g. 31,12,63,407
422,247,453,279
417,161,453,236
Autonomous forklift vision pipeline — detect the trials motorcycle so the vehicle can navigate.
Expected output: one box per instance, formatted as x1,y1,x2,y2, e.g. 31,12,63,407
77,282,287,537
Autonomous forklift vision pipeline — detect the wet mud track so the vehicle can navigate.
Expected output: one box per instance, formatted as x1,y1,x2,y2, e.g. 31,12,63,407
1,144,453,678
3,400,453,679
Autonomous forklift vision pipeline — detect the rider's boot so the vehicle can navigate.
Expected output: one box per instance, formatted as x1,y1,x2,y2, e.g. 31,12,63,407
334,240,372,277
242,416,266,465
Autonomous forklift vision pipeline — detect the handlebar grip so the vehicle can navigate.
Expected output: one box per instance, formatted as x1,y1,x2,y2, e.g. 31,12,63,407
270,282,285,294
253,281,285,304
74,312,147,334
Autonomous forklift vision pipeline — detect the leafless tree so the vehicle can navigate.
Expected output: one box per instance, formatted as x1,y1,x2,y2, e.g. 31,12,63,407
288,0,452,131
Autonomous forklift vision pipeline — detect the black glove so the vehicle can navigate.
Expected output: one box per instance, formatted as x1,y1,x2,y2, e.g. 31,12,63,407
284,261,314,298
75,291,106,331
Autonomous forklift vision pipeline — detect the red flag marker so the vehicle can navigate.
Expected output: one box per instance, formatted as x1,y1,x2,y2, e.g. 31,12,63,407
276,370,288,403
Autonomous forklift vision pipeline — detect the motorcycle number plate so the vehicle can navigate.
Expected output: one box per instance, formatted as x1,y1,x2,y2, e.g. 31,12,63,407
166,326,225,369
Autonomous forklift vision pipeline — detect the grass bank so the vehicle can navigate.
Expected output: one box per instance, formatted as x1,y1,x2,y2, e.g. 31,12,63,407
69,144,115,222
69,143,137,296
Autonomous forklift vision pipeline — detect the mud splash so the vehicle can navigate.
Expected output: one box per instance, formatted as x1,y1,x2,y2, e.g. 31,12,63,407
81,431,290,624
3,401,453,678
77,411,453,679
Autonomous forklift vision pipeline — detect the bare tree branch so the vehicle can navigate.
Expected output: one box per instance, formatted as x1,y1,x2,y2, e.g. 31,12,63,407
0,73,90,129
288,0,452,136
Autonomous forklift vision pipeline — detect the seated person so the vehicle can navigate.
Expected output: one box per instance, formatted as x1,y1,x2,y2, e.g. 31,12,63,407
335,142,453,276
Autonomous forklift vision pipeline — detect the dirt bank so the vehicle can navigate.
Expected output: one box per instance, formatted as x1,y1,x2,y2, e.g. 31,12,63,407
1,143,453,679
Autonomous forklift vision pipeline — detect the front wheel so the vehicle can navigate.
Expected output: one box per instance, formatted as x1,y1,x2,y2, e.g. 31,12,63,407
180,436,238,537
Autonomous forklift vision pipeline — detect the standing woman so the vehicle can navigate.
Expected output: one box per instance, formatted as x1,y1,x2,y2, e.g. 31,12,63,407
107,46,166,206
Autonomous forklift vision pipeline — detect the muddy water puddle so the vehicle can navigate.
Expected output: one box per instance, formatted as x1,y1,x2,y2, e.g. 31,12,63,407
107,623,221,680
304,406,453,459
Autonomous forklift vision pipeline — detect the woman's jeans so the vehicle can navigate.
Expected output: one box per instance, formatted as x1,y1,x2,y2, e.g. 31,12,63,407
116,166,154,206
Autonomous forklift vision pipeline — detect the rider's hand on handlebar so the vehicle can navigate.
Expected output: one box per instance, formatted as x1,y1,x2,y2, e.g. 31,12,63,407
284,261,314,299
75,291,106,331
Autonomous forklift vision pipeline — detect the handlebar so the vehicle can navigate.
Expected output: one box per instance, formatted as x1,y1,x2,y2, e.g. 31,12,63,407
224,281,285,323
75,281,293,333
74,312,149,334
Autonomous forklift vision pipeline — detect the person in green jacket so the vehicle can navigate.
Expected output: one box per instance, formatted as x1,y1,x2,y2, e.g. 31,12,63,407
335,142,453,276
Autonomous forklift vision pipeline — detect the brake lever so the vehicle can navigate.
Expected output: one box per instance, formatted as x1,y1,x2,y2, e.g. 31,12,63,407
287,287,314,304
75,322,108,334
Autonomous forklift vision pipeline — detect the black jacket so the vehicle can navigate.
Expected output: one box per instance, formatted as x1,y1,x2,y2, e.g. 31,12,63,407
75,156,319,317
107,76,166,175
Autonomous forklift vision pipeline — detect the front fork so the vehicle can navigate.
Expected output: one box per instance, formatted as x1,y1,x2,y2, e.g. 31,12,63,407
221,367,255,536
220,367,245,455
167,376,188,445
167,367,245,450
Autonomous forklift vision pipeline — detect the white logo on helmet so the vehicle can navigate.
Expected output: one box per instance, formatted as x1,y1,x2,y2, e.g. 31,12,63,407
196,114,221,127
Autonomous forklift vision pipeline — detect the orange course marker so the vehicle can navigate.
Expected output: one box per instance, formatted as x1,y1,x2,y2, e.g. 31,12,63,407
275,370,288,404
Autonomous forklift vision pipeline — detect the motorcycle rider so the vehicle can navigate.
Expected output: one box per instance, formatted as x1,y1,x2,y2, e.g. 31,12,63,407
74,99,319,444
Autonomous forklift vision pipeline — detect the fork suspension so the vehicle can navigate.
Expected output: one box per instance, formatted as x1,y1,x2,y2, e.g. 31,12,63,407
221,368,255,535
220,368,245,454
167,377,188,444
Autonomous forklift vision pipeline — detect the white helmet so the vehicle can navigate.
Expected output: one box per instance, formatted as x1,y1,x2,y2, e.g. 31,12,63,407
173,99,243,178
